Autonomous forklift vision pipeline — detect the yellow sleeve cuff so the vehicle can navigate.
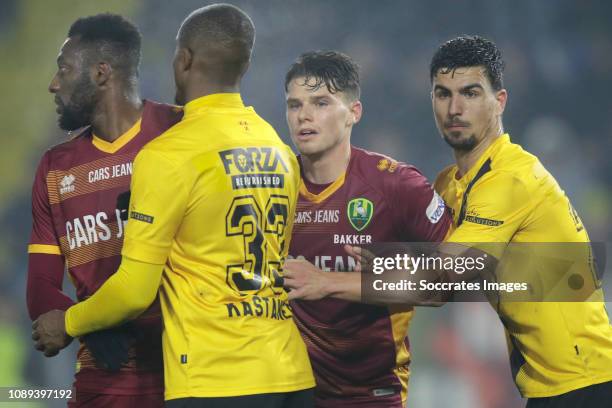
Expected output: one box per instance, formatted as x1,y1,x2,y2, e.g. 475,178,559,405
28,244,62,255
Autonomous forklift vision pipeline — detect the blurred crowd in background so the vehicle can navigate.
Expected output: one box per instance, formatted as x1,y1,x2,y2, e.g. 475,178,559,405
1,1,610,407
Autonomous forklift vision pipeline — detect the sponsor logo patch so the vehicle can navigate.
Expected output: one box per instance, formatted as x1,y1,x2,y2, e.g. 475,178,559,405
130,211,154,224
219,147,289,190
59,174,75,194
426,192,446,224
376,158,398,173
377,159,390,171
347,198,374,231
464,215,504,226
372,388,396,397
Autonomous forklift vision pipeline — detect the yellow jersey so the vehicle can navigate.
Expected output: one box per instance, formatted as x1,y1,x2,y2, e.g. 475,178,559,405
122,93,314,400
435,134,612,397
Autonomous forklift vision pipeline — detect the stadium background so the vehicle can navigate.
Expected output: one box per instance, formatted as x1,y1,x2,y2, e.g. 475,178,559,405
0,1,610,407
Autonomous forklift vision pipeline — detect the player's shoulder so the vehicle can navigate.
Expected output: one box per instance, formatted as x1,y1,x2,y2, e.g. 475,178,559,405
493,137,539,170
350,146,427,186
434,164,456,192
141,100,183,131
490,136,554,192
138,104,189,153
41,127,92,165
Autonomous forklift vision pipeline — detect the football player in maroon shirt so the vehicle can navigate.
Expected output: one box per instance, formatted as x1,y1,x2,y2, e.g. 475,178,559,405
283,50,451,408
28,13,181,407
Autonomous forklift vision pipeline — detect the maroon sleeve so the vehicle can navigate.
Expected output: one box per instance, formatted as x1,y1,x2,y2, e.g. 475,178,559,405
390,165,451,242
26,151,74,320
27,253,74,320
29,151,60,247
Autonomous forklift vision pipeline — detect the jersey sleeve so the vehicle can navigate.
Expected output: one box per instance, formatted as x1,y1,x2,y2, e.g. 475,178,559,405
26,152,74,319
391,165,451,242
447,172,531,246
121,149,191,264
27,253,73,320
281,151,301,259
28,151,61,255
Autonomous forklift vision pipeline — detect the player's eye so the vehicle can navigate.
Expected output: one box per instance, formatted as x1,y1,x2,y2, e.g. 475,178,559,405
316,100,328,107
435,90,450,99
463,89,479,98
287,102,300,110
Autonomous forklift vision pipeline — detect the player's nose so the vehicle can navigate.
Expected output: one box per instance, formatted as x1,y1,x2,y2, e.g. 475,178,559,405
48,74,60,94
448,95,463,116
297,105,313,122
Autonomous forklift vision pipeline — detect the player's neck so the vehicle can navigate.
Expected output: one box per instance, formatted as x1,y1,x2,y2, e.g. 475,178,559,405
183,77,240,104
454,131,501,178
301,141,351,184
91,90,143,143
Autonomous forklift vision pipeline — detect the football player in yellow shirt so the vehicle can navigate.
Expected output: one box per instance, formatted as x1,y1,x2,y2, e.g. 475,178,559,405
428,35,612,407
33,4,314,407
285,35,612,407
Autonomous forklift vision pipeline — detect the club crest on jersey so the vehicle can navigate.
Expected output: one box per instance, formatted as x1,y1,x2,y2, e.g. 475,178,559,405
59,174,75,194
347,198,374,231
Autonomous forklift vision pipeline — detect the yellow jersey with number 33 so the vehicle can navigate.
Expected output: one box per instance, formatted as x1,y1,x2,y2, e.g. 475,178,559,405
435,134,612,398
122,93,314,400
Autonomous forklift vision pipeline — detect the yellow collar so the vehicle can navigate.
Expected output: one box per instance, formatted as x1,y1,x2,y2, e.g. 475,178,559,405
92,118,142,154
184,93,244,117
299,172,346,203
453,133,510,185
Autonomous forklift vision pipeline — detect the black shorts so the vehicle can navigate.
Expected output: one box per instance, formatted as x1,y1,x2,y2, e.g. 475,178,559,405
526,381,612,408
165,389,314,408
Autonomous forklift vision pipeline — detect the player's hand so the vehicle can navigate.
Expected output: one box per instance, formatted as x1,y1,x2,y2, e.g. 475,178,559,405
82,324,134,372
32,310,72,357
344,245,375,272
283,259,330,301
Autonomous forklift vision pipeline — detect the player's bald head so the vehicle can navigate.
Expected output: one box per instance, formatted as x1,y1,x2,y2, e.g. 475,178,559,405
177,4,255,81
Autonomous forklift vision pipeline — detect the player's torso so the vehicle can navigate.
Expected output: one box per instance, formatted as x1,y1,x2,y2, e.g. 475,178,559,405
158,109,299,304
496,174,612,397
148,100,314,398
48,131,159,297
45,102,181,394
289,149,414,405
290,171,401,322
437,137,612,397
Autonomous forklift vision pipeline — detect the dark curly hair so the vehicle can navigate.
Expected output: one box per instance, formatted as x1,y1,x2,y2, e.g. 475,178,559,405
430,35,505,91
285,51,360,100
68,13,142,80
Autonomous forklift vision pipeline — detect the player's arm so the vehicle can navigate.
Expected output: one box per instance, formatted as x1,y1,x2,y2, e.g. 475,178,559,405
27,152,75,320
66,148,189,336
64,257,163,336
33,147,190,354
391,165,452,242
285,165,452,304
27,153,148,366
284,256,362,302
27,254,73,320
374,172,529,304
284,245,450,305
287,172,530,304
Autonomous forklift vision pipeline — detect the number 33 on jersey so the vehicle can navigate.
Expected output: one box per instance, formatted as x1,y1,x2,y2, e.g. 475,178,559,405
120,93,312,399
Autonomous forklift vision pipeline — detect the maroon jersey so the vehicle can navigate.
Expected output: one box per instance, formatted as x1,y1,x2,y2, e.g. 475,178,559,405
28,101,182,395
289,146,451,407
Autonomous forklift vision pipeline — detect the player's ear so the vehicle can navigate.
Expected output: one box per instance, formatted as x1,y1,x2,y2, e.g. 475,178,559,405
349,100,363,125
173,47,193,76
93,62,112,87
495,88,507,116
